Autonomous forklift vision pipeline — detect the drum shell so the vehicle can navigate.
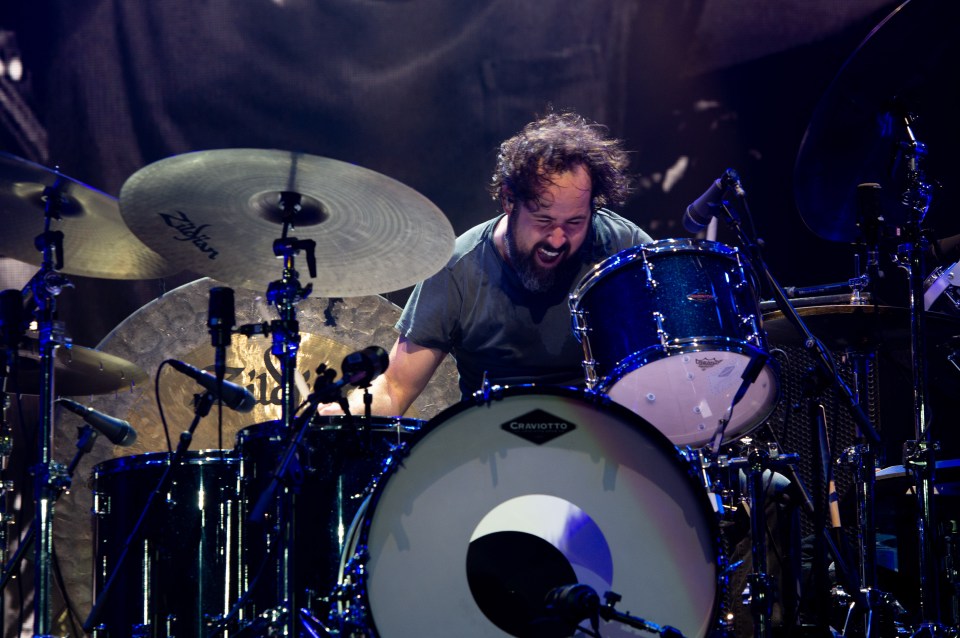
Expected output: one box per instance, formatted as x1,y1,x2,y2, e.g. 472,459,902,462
235,417,421,618
570,239,778,447
573,239,765,382
92,450,240,638
335,385,724,638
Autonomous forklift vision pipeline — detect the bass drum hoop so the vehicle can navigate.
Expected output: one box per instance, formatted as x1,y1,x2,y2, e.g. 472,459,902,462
336,385,724,638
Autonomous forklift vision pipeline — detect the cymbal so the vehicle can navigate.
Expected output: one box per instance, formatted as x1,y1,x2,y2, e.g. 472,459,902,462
793,0,960,242
762,302,960,351
0,152,177,279
8,338,148,395
119,149,455,296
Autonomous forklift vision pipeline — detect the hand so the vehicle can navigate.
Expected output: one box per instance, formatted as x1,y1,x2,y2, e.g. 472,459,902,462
317,401,345,416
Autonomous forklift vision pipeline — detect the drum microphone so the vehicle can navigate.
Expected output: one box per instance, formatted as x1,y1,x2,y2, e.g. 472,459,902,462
207,286,235,382
683,168,745,233
340,345,389,387
168,360,257,412
544,583,600,631
58,398,138,446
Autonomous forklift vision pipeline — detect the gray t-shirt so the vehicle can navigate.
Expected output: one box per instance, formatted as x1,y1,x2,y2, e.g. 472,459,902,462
397,209,653,398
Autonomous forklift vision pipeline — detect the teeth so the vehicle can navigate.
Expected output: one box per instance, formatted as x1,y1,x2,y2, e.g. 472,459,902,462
539,248,560,257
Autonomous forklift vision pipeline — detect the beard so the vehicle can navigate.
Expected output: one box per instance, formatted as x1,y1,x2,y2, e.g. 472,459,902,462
504,216,582,293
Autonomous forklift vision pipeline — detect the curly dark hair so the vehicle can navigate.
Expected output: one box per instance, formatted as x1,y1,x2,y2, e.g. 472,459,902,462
489,110,632,211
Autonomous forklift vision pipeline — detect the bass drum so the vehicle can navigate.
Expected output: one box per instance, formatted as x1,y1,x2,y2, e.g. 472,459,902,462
333,386,723,638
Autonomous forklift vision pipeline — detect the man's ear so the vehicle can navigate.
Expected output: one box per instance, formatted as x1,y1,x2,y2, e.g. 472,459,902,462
499,187,515,215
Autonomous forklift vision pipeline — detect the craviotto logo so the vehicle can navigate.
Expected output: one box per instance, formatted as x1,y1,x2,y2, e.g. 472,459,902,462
500,409,576,445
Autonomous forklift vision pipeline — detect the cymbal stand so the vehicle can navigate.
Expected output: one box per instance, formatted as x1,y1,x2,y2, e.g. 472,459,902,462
27,179,75,637
242,202,318,636
890,112,945,637
711,175,882,637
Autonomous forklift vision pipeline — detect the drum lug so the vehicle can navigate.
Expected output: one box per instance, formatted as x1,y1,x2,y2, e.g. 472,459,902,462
741,313,762,345
570,306,600,389
653,311,670,347
641,251,658,289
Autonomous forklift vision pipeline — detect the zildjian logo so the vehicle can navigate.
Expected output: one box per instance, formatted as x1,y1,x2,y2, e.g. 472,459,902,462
158,210,219,260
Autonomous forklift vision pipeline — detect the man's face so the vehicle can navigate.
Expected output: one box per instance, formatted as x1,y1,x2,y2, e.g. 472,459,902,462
504,164,593,292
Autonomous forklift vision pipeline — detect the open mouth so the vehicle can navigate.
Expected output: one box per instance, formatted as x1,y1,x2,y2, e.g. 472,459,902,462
536,246,564,266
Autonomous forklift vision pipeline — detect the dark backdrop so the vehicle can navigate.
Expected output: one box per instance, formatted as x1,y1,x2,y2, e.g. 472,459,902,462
4,1,960,635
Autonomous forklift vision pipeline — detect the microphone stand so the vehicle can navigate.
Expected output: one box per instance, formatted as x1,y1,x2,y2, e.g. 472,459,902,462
598,591,687,638
83,391,214,633
713,192,879,637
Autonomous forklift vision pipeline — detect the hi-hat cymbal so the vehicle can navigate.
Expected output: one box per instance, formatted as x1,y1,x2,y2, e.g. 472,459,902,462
793,0,960,242
119,149,455,296
8,338,148,396
0,152,177,279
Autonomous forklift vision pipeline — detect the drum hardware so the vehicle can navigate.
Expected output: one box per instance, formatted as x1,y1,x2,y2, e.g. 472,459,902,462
0,153,162,635
226,228,388,634
708,352,771,456
540,582,691,638
688,170,885,638
926,261,960,314
792,0,960,630
21,173,92,638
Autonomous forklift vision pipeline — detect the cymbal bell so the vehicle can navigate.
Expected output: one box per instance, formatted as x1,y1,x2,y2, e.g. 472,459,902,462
118,149,455,296
0,152,177,279
7,338,148,396
793,0,960,242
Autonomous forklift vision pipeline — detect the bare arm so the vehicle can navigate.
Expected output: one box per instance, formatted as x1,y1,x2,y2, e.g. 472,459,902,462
319,335,447,417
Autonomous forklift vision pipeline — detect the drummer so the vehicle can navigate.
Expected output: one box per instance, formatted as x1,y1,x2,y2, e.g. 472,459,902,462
322,109,652,416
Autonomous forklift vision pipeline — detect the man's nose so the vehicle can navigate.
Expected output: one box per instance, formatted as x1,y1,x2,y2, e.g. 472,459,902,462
545,227,567,248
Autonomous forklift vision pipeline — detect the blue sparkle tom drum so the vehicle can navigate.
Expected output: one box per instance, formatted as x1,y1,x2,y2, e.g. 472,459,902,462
569,238,778,448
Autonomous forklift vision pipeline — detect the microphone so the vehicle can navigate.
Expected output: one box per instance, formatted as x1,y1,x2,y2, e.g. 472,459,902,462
207,287,235,382
544,583,600,630
340,346,389,388
168,360,256,413
683,168,745,233
313,346,390,404
58,398,137,446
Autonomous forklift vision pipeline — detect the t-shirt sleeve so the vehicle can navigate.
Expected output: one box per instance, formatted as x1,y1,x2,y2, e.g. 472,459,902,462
395,266,460,353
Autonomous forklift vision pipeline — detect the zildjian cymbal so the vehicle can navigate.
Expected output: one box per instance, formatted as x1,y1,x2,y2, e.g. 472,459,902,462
0,152,176,279
118,149,455,296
